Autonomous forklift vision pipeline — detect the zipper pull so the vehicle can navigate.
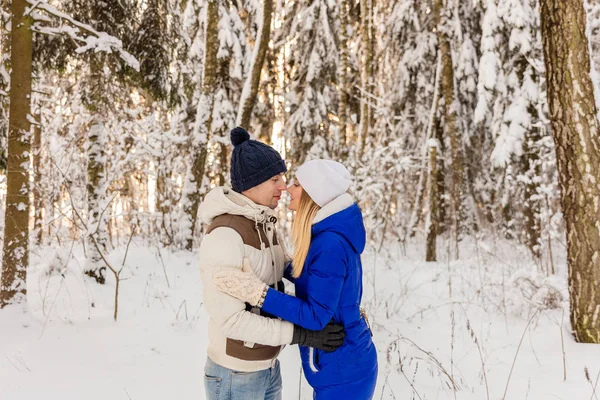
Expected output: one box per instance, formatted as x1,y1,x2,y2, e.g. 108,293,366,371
360,307,373,337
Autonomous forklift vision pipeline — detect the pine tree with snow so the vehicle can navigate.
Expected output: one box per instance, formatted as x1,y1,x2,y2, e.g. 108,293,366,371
474,0,551,259
279,0,341,166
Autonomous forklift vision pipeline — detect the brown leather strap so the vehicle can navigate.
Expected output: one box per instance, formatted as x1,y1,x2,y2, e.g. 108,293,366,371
206,214,271,250
226,338,281,361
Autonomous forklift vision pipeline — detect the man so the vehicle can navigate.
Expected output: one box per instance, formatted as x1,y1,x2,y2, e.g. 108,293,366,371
198,127,344,400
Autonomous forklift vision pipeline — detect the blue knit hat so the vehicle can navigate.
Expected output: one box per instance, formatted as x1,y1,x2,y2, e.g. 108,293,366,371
229,127,287,192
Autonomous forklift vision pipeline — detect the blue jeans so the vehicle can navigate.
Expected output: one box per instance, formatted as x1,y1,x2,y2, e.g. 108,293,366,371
204,357,282,400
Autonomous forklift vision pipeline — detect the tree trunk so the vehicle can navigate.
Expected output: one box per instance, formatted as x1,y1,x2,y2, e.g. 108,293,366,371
184,0,218,251
218,143,228,187
33,110,43,245
127,173,141,233
434,0,465,257
426,142,438,262
85,118,108,284
368,0,376,142
338,0,349,159
512,57,542,259
435,113,448,234
155,160,174,245
359,0,373,156
185,144,208,250
258,49,276,145
0,0,32,307
410,53,442,237
237,0,273,128
540,0,600,343
0,0,10,171
521,105,542,259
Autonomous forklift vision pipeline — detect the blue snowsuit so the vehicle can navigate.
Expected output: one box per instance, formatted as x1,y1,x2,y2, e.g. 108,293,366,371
261,203,378,399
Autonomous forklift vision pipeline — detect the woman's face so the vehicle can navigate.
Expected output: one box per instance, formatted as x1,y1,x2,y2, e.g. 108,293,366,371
287,180,304,211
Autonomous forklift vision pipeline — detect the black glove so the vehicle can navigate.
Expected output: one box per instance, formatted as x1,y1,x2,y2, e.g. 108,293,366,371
291,320,345,352
276,279,285,293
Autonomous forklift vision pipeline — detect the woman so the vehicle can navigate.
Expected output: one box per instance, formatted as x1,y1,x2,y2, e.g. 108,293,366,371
214,159,378,399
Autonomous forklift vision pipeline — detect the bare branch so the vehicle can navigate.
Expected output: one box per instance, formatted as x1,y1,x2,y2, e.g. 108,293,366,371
122,226,136,267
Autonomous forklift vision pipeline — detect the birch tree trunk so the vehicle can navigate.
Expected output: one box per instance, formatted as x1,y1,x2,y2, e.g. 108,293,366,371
0,0,31,307
85,116,108,284
540,0,600,343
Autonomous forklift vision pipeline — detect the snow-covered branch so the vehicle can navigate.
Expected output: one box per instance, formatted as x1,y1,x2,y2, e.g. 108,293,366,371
26,0,140,71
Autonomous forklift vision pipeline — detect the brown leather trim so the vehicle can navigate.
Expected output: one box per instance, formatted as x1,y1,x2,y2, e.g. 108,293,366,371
226,339,281,361
206,214,272,250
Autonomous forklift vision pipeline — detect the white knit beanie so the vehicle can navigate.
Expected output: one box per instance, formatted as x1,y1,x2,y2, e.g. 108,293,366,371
295,159,352,207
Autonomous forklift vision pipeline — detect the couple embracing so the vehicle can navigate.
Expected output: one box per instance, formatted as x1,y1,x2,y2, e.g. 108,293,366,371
198,127,378,399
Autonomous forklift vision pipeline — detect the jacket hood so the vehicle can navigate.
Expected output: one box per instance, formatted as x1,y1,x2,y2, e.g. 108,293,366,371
198,186,275,225
311,194,366,254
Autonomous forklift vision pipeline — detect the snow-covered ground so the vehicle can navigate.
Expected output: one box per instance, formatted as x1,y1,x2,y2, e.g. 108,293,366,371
1,236,599,400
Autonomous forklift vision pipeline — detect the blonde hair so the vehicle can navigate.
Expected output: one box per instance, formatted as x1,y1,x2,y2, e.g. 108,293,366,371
291,190,321,278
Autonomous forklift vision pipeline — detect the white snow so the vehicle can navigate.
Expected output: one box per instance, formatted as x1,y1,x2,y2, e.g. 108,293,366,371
1,238,599,399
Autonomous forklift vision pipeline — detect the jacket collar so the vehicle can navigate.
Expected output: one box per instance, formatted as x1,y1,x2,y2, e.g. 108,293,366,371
312,193,354,225
199,186,275,225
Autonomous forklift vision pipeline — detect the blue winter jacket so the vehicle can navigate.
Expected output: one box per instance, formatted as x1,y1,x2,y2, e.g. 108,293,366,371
261,200,378,396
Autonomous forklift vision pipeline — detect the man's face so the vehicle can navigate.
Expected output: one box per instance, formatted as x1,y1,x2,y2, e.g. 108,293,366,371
242,173,287,209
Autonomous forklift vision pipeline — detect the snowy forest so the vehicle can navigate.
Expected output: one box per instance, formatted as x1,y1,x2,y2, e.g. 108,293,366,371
2,0,600,399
